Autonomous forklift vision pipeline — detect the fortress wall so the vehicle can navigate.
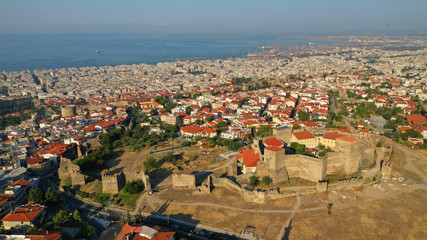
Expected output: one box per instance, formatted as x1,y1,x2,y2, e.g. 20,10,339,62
172,174,196,189
102,172,125,194
71,171,86,187
273,127,292,144
325,151,359,175
284,155,326,182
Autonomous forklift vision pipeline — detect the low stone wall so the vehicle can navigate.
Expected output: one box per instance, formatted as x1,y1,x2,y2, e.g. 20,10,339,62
333,176,364,191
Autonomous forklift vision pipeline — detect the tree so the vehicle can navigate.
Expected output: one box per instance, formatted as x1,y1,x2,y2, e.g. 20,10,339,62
73,210,81,222
261,176,272,185
45,187,59,205
376,142,383,148
28,188,44,204
407,129,423,138
298,110,309,121
144,157,158,172
290,142,306,154
164,102,175,113
53,210,70,225
254,125,273,138
124,180,142,194
292,124,301,130
150,109,158,116
185,106,193,115
249,176,260,187
78,223,95,239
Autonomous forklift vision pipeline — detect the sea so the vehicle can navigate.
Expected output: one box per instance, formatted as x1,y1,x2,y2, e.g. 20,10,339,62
0,33,343,72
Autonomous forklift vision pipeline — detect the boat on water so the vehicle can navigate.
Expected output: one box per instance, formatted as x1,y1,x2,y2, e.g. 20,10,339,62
96,50,101,54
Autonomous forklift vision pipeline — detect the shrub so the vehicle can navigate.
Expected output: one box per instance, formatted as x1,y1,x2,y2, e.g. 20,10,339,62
144,157,158,172
376,142,383,148
249,176,260,187
261,176,272,185
124,180,143,194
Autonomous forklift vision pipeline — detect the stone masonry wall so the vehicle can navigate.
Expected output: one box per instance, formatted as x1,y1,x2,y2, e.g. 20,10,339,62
284,154,326,182
172,174,196,189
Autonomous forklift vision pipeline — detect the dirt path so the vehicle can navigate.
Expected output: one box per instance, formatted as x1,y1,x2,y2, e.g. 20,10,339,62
276,196,300,240
383,137,427,183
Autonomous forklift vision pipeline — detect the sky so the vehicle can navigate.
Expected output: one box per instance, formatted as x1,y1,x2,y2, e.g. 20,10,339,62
1,0,426,35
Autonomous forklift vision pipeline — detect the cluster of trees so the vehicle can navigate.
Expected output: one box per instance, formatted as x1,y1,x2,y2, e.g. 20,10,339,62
231,77,252,85
254,125,273,138
318,145,334,157
290,142,314,156
0,98,34,115
123,180,143,194
248,176,273,188
77,145,113,171
384,128,423,142
45,209,95,239
28,187,59,206
194,135,243,151
143,157,159,172
297,110,309,121
0,98,37,130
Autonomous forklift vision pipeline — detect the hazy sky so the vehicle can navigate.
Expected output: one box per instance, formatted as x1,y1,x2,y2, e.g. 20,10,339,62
1,0,426,35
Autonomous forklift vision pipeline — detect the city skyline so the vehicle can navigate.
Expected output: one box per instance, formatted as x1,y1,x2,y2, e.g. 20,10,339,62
1,0,427,35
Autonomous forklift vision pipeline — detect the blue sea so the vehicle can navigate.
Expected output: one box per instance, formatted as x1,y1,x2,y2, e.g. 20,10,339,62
0,33,341,72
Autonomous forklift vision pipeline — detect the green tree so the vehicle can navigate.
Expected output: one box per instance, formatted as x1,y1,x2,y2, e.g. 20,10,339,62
164,102,175,113
407,129,423,138
28,188,44,204
44,187,59,205
376,142,383,148
254,125,273,138
53,210,70,225
261,176,272,185
290,142,306,154
124,180,142,194
73,210,81,222
298,110,309,121
78,223,95,239
185,106,193,115
249,176,260,187
150,109,158,116
292,124,301,130
143,157,158,172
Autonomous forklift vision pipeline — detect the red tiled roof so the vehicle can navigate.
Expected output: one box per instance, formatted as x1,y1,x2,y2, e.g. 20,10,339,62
242,149,260,168
0,194,13,207
25,231,62,240
264,137,284,147
8,179,31,188
293,131,315,140
1,202,44,223
28,157,44,165
323,132,345,140
264,146,285,152
406,114,427,125
116,224,175,240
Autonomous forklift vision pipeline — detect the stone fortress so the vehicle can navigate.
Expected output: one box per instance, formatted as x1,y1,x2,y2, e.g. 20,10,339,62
168,125,392,203
244,126,381,184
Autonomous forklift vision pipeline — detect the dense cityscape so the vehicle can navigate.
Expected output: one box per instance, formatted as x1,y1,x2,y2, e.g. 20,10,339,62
1,35,427,239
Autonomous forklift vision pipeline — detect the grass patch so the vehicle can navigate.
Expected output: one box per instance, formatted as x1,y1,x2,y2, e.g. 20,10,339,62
113,189,140,208
276,177,316,187
79,180,102,194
